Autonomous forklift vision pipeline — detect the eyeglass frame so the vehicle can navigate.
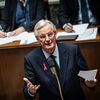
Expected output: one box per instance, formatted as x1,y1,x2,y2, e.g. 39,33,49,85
37,31,56,41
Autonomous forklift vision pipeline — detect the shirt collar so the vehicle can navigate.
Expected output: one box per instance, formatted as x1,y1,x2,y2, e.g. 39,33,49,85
42,44,59,59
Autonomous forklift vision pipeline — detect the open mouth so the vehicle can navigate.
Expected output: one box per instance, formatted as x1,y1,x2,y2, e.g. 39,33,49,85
46,43,52,46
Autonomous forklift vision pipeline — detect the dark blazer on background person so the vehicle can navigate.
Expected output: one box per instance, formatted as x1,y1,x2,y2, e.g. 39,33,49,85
0,0,45,32
58,0,100,28
23,42,88,100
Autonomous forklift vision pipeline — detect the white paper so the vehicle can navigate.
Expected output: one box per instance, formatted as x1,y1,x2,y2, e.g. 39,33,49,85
78,69,97,80
56,23,89,39
0,37,13,45
0,31,38,45
26,32,37,44
76,28,97,41
13,32,28,40
0,31,29,45
20,32,37,44
72,23,89,34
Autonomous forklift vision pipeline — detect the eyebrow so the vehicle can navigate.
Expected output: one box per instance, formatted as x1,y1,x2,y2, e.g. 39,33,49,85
39,31,54,36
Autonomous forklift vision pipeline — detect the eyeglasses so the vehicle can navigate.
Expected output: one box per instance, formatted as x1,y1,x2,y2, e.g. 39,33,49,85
38,31,55,41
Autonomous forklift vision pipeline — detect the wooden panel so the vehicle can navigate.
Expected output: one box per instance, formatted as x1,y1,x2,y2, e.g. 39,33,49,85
0,49,24,100
79,42,100,100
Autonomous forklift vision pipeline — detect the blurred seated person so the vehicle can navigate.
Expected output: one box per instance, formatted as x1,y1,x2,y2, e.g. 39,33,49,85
58,0,100,32
0,0,45,38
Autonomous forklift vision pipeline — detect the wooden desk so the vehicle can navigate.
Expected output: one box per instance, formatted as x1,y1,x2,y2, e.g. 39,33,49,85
0,33,100,100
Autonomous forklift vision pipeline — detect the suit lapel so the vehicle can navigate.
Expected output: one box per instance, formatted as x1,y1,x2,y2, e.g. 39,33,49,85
36,48,60,94
58,43,69,89
37,43,70,93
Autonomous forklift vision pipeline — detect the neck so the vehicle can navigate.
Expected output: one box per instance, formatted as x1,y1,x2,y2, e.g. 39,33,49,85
44,47,55,55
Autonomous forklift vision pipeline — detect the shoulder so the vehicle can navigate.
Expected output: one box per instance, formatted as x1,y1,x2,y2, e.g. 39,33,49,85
57,42,78,50
57,42,81,57
57,42,80,55
25,46,42,60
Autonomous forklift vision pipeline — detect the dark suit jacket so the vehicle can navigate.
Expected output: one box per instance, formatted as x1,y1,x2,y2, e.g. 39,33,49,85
58,0,100,28
23,42,88,100
0,0,45,32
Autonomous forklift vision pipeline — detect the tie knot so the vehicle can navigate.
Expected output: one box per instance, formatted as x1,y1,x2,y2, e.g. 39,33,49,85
50,55,56,59
20,0,27,7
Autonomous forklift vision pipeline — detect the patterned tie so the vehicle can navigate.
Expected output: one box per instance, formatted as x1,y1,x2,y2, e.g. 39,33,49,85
80,0,89,23
49,55,60,78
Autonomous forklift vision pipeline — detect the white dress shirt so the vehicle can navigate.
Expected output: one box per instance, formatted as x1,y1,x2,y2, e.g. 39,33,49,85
42,44,60,68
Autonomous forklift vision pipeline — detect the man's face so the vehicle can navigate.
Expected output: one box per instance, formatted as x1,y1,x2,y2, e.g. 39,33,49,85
37,23,57,54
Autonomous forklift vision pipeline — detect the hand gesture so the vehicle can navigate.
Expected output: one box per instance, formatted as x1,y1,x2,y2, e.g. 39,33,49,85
23,78,40,95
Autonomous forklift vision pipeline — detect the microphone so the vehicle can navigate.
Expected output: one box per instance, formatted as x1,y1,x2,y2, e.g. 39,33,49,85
47,57,64,100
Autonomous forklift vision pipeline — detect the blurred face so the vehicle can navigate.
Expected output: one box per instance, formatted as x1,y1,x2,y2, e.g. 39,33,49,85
36,23,57,54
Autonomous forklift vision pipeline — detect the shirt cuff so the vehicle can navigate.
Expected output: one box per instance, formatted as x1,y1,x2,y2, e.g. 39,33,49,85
63,24,67,29
28,89,35,97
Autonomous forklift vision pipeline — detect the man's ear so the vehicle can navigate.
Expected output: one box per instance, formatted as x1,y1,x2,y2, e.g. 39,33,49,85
54,31,57,35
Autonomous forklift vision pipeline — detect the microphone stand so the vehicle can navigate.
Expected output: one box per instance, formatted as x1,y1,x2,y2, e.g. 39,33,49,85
51,67,64,100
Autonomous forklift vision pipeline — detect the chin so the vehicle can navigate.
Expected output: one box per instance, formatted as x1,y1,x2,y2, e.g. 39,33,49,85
46,45,54,49
44,44,55,51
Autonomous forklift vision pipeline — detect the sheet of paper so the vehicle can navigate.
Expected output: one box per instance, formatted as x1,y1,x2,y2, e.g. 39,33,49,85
12,31,28,42
20,32,37,44
56,23,89,39
26,32,37,44
0,37,13,45
78,69,97,80
72,23,89,34
0,31,38,45
0,31,29,45
76,28,97,41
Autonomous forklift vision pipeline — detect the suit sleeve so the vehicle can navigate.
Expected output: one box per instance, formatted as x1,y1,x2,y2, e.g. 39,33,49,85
23,0,45,31
0,0,12,31
58,0,69,28
23,56,36,100
76,45,88,70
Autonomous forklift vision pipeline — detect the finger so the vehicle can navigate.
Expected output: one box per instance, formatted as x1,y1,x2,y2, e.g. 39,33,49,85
67,23,73,28
85,79,97,82
0,34,6,38
35,85,40,90
7,31,16,37
27,82,32,88
28,85,37,94
0,32,6,37
11,32,16,36
66,25,73,32
23,78,31,84
94,79,97,82
67,26,72,30
6,32,11,37
65,27,72,32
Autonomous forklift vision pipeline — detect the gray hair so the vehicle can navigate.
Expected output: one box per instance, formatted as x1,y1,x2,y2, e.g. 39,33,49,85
34,19,56,36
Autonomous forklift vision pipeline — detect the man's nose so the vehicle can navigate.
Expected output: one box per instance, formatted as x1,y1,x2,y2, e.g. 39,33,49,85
45,35,50,41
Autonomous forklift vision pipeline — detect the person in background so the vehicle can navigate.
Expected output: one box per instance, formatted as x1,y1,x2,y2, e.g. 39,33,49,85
23,19,97,100
58,0,100,32
0,0,45,38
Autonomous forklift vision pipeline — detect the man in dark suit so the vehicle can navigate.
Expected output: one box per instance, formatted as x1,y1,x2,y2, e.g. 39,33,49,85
58,0,100,32
0,0,44,37
23,19,97,100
